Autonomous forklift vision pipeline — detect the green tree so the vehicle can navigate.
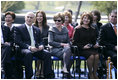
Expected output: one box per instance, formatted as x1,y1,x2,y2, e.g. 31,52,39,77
1,1,17,12
7,1,25,12
91,1,117,16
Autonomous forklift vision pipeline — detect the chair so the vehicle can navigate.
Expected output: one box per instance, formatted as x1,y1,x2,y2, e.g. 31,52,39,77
9,44,40,79
51,56,82,79
34,37,49,78
50,45,87,79
51,56,62,78
10,56,39,79
97,46,107,79
71,46,87,78
1,44,19,79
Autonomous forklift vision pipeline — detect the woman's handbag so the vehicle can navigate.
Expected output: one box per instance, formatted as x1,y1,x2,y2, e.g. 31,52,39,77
71,45,79,55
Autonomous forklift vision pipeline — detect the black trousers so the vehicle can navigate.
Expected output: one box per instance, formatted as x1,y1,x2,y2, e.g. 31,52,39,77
20,49,53,79
1,44,14,78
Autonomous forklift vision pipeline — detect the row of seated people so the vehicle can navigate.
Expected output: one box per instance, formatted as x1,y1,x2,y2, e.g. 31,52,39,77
1,9,76,79
1,9,117,79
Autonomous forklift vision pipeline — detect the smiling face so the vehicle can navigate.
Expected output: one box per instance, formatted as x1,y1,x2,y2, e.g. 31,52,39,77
64,15,69,23
5,14,14,25
25,12,35,26
82,15,90,25
54,17,62,27
53,12,64,27
36,12,43,23
109,12,117,25
63,11,72,24
80,12,93,26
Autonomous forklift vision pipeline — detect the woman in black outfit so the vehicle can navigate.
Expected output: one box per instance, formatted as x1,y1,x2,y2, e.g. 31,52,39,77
73,12,99,79
34,10,49,78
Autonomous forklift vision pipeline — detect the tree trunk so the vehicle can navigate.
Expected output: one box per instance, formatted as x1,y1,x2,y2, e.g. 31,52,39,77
74,1,82,22
35,2,40,10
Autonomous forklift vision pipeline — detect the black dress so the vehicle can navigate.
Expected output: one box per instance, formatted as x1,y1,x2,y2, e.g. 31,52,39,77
73,26,99,59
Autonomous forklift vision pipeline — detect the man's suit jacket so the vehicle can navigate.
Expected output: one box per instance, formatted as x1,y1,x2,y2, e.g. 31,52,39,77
98,23,117,51
15,24,43,49
1,25,11,43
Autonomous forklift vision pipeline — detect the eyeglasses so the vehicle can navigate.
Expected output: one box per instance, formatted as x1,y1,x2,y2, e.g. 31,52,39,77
54,20,62,22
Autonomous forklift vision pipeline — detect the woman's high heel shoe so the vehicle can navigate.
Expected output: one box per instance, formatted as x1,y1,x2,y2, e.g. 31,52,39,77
93,74,99,79
88,73,94,79
88,73,90,79
62,72,73,79
36,71,40,77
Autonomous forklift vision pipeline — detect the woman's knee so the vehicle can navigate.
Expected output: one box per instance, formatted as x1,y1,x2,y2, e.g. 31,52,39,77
95,54,99,59
65,47,72,55
89,55,94,59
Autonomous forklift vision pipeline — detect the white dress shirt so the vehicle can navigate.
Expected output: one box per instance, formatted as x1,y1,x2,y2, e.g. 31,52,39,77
1,28,4,44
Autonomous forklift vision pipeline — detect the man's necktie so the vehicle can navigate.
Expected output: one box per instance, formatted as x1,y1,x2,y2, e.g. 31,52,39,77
114,25,117,35
29,27,35,47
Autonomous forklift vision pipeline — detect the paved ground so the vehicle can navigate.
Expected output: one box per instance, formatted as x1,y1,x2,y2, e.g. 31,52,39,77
31,68,89,79
1,68,107,79
51,69,88,79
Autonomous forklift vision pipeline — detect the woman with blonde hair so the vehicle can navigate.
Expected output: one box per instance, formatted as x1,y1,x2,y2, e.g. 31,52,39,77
63,11,74,40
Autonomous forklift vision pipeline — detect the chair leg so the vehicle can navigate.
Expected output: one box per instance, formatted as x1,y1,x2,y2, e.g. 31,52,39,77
34,60,36,79
78,59,81,79
72,56,75,79
57,61,59,77
73,59,75,78
84,60,87,77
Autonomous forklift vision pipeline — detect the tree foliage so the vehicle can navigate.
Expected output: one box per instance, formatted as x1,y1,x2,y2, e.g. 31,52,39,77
91,1,117,16
1,1,24,13
1,1,17,12
7,1,25,12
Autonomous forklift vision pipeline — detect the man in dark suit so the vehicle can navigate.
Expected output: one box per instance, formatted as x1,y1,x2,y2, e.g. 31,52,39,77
98,10,117,68
14,12,54,79
1,24,15,78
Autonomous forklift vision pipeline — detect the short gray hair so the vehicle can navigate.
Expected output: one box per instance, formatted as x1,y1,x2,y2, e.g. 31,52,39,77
25,12,35,18
110,9,117,15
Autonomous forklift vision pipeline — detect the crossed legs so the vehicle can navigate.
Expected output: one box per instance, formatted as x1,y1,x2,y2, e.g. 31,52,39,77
63,47,72,73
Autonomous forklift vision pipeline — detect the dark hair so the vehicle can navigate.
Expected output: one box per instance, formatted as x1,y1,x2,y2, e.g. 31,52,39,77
34,10,47,28
5,11,16,20
53,12,65,23
63,11,72,23
91,10,101,22
80,12,93,26
67,9,73,15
